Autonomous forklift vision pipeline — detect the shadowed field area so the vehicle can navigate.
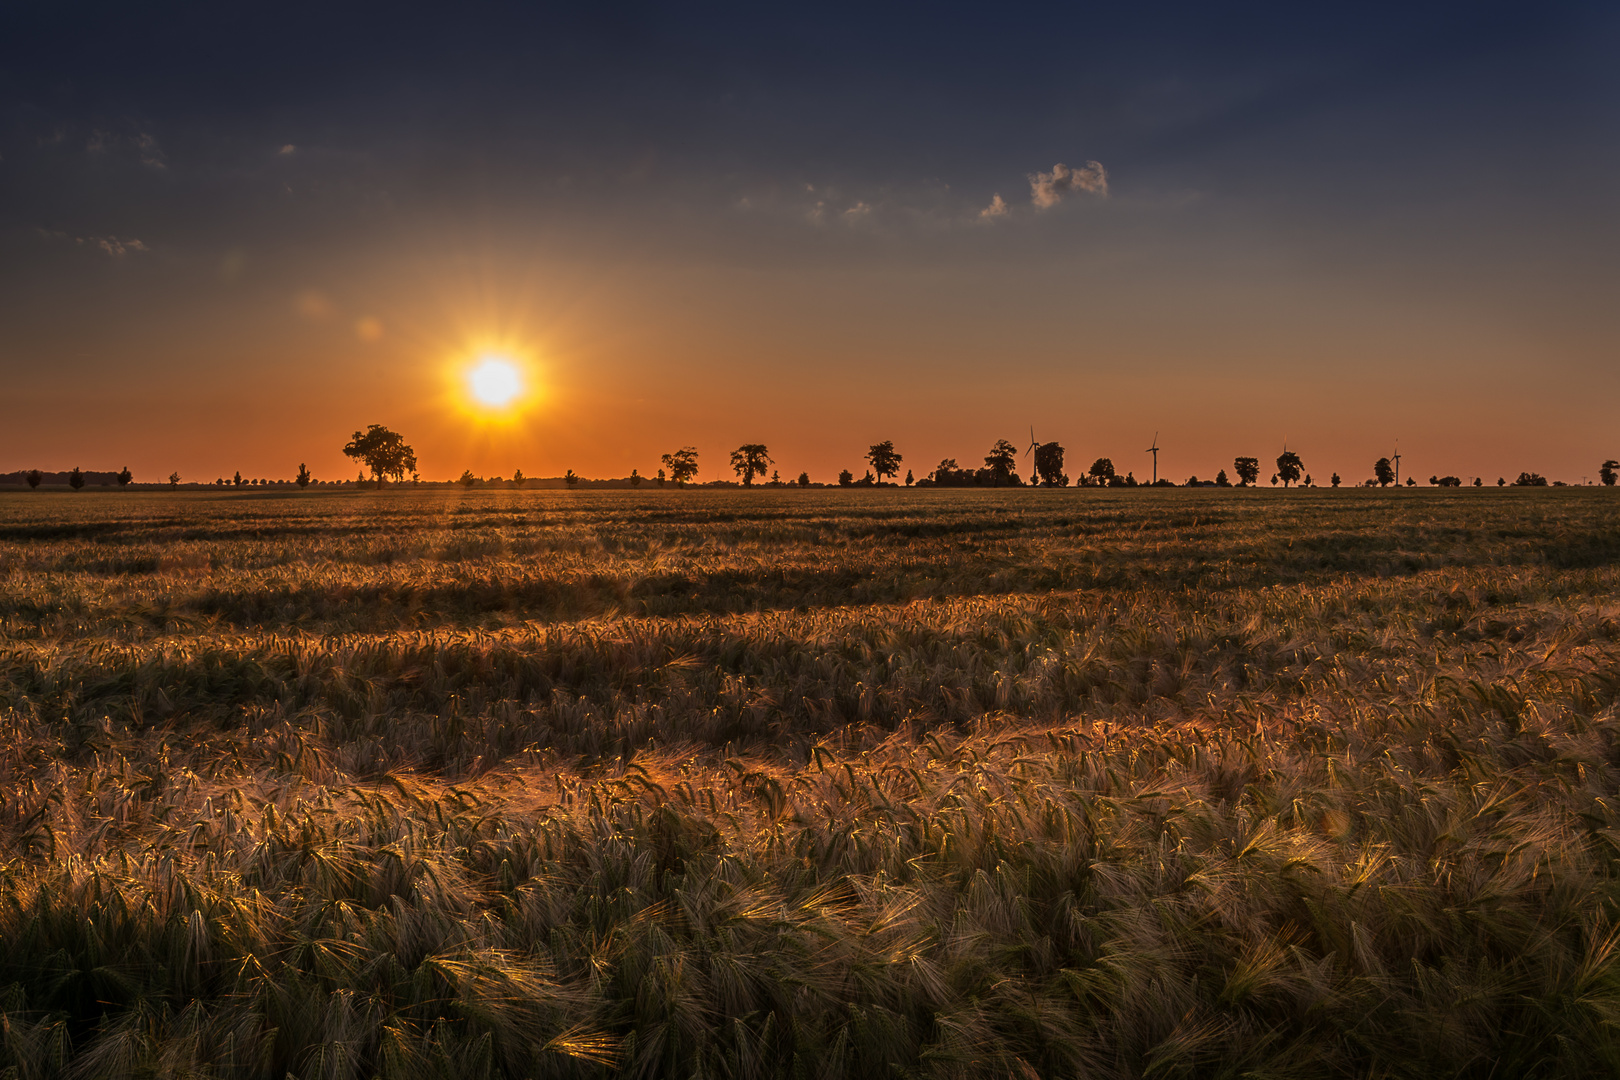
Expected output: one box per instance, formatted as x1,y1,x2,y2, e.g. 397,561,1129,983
1,487,1619,1078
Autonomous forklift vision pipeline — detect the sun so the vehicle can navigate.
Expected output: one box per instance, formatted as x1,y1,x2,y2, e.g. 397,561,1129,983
468,357,523,408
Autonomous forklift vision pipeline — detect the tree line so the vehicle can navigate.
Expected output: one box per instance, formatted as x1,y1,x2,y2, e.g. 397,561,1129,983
13,425,1618,491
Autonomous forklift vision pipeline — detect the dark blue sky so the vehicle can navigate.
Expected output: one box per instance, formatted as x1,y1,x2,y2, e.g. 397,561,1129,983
2,1,1617,481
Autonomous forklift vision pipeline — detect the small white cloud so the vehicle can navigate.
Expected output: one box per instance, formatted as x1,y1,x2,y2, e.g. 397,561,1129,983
843,201,872,220
1029,161,1107,208
278,144,296,155
979,193,1009,220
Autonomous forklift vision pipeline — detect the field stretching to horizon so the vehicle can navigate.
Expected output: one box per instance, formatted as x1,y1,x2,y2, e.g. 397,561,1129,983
2,487,1620,1079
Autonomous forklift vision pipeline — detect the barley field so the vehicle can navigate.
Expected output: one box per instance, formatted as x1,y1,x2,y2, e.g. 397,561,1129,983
1,487,1618,1079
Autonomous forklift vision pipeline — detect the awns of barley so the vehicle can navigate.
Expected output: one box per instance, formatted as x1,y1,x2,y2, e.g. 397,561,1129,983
0,488,1619,1077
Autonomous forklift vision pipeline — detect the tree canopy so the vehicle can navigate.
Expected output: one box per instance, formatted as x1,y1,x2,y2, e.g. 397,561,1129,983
661,447,700,487
343,425,418,488
1033,442,1066,487
1233,457,1259,486
730,444,773,486
1276,450,1303,487
1374,458,1395,487
866,441,903,483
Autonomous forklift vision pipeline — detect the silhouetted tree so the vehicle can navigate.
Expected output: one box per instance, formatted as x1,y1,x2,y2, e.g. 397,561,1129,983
232,471,243,487
1215,469,1231,487
1089,458,1116,484
838,469,853,487
984,440,1019,486
1276,450,1303,487
730,444,772,486
1602,460,1618,486
656,469,666,486
1497,477,1506,486
630,469,642,486
116,466,133,487
1270,475,1278,486
1331,473,1341,488
934,458,959,482
457,470,476,488
797,472,809,486
1033,442,1066,486
564,469,579,487
767,469,782,486
343,424,417,489
168,471,181,488
905,469,914,486
866,441,903,483
1374,458,1395,487
25,469,42,490
661,447,699,487
1473,477,1483,487
512,469,526,487
1429,475,1462,487
1233,457,1260,486
68,467,85,491
295,464,311,489
1513,472,1548,486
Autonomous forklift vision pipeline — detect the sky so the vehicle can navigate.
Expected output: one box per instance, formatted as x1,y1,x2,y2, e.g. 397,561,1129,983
2,1,1617,485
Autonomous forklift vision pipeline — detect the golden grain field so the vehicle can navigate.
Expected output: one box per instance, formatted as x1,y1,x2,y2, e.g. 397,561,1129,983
1,487,1618,1079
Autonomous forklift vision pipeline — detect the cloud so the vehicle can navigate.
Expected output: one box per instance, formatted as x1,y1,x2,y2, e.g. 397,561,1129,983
95,236,146,256
279,144,297,155
135,133,166,169
979,193,1009,220
41,229,148,256
842,201,872,221
1028,161,1107,208
83,127,166,169
355,316,384,342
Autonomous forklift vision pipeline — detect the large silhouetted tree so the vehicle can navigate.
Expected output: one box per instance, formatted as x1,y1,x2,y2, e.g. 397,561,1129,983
116,467,133,487
661,447,699,487
68,468,85,491
866,441,903,483
1602,460,1618,486
1033,442,1066,486
1089,458,1116,485
1373,458,1395,487
1234,457,1259,486
343,425,417,489
982,440,1019,485
1276,450,1303,487
168,472,181,488
25,470,42,490
296,464,311,489
731,444,773,486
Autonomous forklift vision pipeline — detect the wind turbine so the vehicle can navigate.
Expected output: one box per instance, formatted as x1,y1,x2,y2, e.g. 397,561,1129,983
1393,441,1401,488
1146,432,1160,485
1024,427,1042,486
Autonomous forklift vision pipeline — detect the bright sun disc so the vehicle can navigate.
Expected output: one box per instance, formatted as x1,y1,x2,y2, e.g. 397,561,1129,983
469,358,522,407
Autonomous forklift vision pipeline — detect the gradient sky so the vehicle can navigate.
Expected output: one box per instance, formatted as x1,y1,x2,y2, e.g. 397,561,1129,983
3,1,1617,485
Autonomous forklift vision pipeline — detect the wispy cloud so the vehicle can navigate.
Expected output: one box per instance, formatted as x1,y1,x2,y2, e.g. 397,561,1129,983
278,144,297,155
842,201,872,221
979,193,1009,220
1029,161,1107,208
84,127,167,169
41,229,149,256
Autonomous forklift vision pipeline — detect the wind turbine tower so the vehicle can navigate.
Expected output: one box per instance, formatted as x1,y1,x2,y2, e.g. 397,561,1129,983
1146,432,1160,485
1393,442,1402,488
